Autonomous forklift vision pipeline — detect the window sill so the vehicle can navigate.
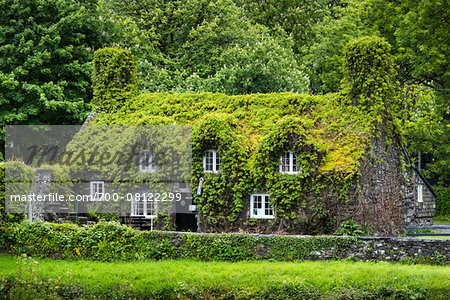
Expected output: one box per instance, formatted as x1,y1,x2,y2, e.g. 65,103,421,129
131,215,157,219
250,215,275,219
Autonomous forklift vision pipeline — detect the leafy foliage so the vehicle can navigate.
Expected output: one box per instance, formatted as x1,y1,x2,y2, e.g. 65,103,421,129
0,164,4,219
191,115,251,231
92,48,138,111
103,0,309,94
0,0,113,150
396,0,449,90
93,90,368,232
253,116,333,232
89,37,416,233
3,220,359,262
334,219,364,236
1,0,446,226
234,0,343,54
0,161,33,226
303,0,449,215
196,34,309,94
304,0,449,94
1,0,447,219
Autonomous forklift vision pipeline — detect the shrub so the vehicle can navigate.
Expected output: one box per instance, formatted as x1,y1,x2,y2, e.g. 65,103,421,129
334,220,364,236
3,220,360,262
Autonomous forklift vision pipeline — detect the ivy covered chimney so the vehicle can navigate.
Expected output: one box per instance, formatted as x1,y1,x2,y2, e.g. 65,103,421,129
92,48,137,111
341,36,399,117
342,37,407,235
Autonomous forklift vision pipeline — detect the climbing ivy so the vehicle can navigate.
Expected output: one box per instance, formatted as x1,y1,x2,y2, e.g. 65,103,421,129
341,36,403,143
252,116,333,232
191,114,252,231
82,38,408,234
92,48,138,112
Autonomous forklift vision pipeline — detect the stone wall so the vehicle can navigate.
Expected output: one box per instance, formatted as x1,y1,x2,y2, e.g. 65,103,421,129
347,124,436,233
169,232,450,262
350,132,407,236
413,170,435,223
314,236,448,261
29,169,52,221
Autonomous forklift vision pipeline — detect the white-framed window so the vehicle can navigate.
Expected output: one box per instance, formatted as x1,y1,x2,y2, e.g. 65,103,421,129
139,150,156,173
131,197,157,218
250,194,274,219
90,181,104,201
279,151,301,174
203,150,220,173
417,185,423,203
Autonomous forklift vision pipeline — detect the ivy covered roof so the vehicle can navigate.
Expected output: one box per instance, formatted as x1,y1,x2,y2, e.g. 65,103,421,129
90,36,399,178
92,92,370,173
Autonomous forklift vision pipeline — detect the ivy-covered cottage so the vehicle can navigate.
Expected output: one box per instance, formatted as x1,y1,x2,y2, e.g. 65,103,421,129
76,36,435,236
19,36,434,235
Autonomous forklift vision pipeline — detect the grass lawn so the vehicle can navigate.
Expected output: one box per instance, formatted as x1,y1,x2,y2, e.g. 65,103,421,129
434,215,450,224
0,254,448,299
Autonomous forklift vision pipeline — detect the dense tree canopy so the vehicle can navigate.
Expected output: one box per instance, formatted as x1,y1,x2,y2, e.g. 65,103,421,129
103,0,309,94
0,0,114,151
304,0,449,94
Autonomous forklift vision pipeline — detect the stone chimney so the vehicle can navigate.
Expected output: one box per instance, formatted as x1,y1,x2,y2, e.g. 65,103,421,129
92,48,137,112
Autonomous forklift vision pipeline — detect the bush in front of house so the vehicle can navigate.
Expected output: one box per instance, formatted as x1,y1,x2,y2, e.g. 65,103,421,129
1,220,358,262
334,219,364,236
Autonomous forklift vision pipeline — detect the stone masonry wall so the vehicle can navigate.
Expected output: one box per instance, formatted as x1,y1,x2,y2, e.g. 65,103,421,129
169,232,449,262
317,236,448,262
351,132,407,236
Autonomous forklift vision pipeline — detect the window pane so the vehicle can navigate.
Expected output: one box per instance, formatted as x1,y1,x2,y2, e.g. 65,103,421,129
144,151,149,168
147,200,155,215
280,151,290,172
140,150,147,169
92,181,104,200
264,195,272,216
140,150,155,172
205,151,213,171
137,199,144,215
255,195,262,209
292,152,297,172
150,153,156,170
215,152,220,171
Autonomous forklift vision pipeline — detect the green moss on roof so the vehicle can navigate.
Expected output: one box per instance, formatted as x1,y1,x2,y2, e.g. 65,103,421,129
94,92,370,173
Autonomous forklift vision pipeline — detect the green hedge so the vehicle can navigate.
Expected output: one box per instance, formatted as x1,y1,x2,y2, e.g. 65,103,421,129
0,163,4,218
2,220,358,262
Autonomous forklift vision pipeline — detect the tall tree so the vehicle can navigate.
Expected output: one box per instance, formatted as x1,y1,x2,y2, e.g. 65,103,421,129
108,0,309,93
0,0,114,154
233,0,343,54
